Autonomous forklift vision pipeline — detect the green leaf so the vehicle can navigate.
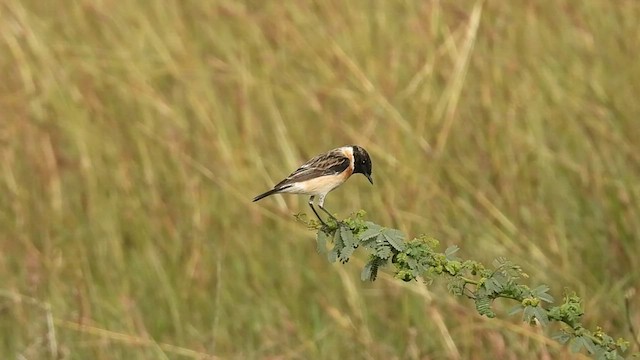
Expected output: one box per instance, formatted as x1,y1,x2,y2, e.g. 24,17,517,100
594,348,607,360
375,244,393,259
523,305,535,323
359,224,384,249
383,230,405,251
447,279,465,296
363,221,382,230
484,277,503,293
359,226,382,242
581,336,596,354
333,227,344,246
532,285,555,303
316,230,329,255
615,338,629,352
328,229,346,263
339,243,355,263
340,226,356,249
552,331,571,345
533,306,549,326
359,237,379,249
362,256,385,281
444,245,460,259
307,215,631,357
444,260,461,275
361,261,373,281
475,295,495,318
387,228,405,241
569,337,584,353
493,257,509,268
327,246,339,263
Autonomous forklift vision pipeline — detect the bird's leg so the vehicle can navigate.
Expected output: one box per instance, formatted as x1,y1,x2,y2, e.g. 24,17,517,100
318,205,339,222
308,196,327,226
317,194,339,223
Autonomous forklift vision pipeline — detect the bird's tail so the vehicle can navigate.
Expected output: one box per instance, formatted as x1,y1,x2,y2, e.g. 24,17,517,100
252,188,280,202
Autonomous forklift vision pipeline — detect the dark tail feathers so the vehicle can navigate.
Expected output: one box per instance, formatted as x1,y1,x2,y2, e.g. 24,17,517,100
253,188,280,202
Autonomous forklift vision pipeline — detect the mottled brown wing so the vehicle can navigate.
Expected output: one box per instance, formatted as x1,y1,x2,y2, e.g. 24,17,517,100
274,149,350,189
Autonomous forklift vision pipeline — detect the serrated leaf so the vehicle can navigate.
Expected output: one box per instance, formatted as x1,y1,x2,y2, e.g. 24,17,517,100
387,228,405,241
537,292,555,303
445,245,460,259
594,347,607,360
492,257,512,270
340,226,356,249
581,336,596,354
531,284,550,294
363,221,382,232
333,227,343,247
552,331,571,344
447,280,463,295
375,244,392,259
444,261,460,275
532,285,555,303
339,244,355,263
383,231,405,251
316,230,329,255
328,246,339,263
523,306,535,323
359,227,382,242
475,295,495,318
407,257,418,270
569,337,584,353
484,277,503,293
363,256,384,281
533,306,549,326
359,237,379,249
361,261,373,281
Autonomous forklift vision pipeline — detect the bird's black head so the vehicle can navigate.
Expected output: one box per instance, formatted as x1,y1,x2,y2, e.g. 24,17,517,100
352,145,373,184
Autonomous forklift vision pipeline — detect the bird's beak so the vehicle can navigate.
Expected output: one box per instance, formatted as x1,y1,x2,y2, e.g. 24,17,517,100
365,173,373,185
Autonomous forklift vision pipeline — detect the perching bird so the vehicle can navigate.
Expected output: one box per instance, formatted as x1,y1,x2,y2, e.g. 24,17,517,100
253,145,373,225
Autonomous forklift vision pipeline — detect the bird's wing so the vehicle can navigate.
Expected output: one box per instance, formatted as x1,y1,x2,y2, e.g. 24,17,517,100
274,149,350,189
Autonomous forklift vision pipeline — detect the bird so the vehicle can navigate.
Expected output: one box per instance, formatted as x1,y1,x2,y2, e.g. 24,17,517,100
253,145,373,225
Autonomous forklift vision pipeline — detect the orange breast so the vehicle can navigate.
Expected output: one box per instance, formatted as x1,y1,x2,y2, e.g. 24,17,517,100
340,147,355,178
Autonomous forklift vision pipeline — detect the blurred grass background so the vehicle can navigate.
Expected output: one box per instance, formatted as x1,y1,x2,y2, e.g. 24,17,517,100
1,0,639,359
